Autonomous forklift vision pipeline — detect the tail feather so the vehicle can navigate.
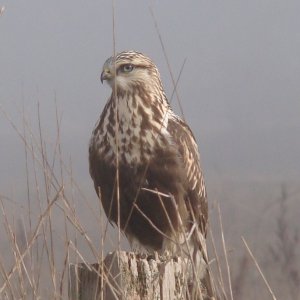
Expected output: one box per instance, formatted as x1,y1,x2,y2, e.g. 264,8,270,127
186,227,216,299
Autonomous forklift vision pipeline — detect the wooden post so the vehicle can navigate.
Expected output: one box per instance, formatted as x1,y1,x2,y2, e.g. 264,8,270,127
69,251,190,300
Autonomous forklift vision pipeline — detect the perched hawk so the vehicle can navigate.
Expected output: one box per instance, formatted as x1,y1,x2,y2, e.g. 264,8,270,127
89,51,214,298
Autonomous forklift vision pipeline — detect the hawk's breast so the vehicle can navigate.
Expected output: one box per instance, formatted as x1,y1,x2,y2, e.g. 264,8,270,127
90,94,170,166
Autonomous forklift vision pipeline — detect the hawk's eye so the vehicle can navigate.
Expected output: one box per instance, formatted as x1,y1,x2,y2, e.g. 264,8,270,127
120,64,134,73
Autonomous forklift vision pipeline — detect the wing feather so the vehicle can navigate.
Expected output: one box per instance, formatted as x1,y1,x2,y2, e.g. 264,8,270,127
167,114,208,234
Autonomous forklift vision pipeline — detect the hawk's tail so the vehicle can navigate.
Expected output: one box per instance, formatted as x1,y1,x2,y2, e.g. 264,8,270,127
187,229,217,299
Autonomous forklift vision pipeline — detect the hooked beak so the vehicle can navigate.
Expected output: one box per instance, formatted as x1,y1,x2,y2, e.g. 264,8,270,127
100,68,112,83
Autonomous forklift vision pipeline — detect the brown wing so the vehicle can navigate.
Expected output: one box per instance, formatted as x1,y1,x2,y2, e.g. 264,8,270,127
167,115,208,235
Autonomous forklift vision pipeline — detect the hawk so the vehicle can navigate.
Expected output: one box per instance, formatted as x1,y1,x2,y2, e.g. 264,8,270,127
89,51,214,298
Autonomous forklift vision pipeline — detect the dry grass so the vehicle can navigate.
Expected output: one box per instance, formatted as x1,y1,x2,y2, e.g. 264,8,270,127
0,103,117,299
1,103,286,299
2,94,298,300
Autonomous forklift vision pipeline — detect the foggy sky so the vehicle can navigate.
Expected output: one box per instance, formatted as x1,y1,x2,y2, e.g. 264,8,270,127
1,0,300,193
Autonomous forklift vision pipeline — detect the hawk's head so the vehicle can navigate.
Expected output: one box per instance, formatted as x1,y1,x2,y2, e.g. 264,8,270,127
101,51,162,92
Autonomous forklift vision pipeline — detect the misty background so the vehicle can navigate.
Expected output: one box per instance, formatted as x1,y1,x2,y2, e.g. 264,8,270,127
0,1,299,299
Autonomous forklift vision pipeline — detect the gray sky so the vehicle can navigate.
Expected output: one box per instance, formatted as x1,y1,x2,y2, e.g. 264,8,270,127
1,0,300,194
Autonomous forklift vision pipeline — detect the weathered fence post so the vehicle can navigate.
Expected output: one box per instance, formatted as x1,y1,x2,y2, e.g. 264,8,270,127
69,250,189,300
